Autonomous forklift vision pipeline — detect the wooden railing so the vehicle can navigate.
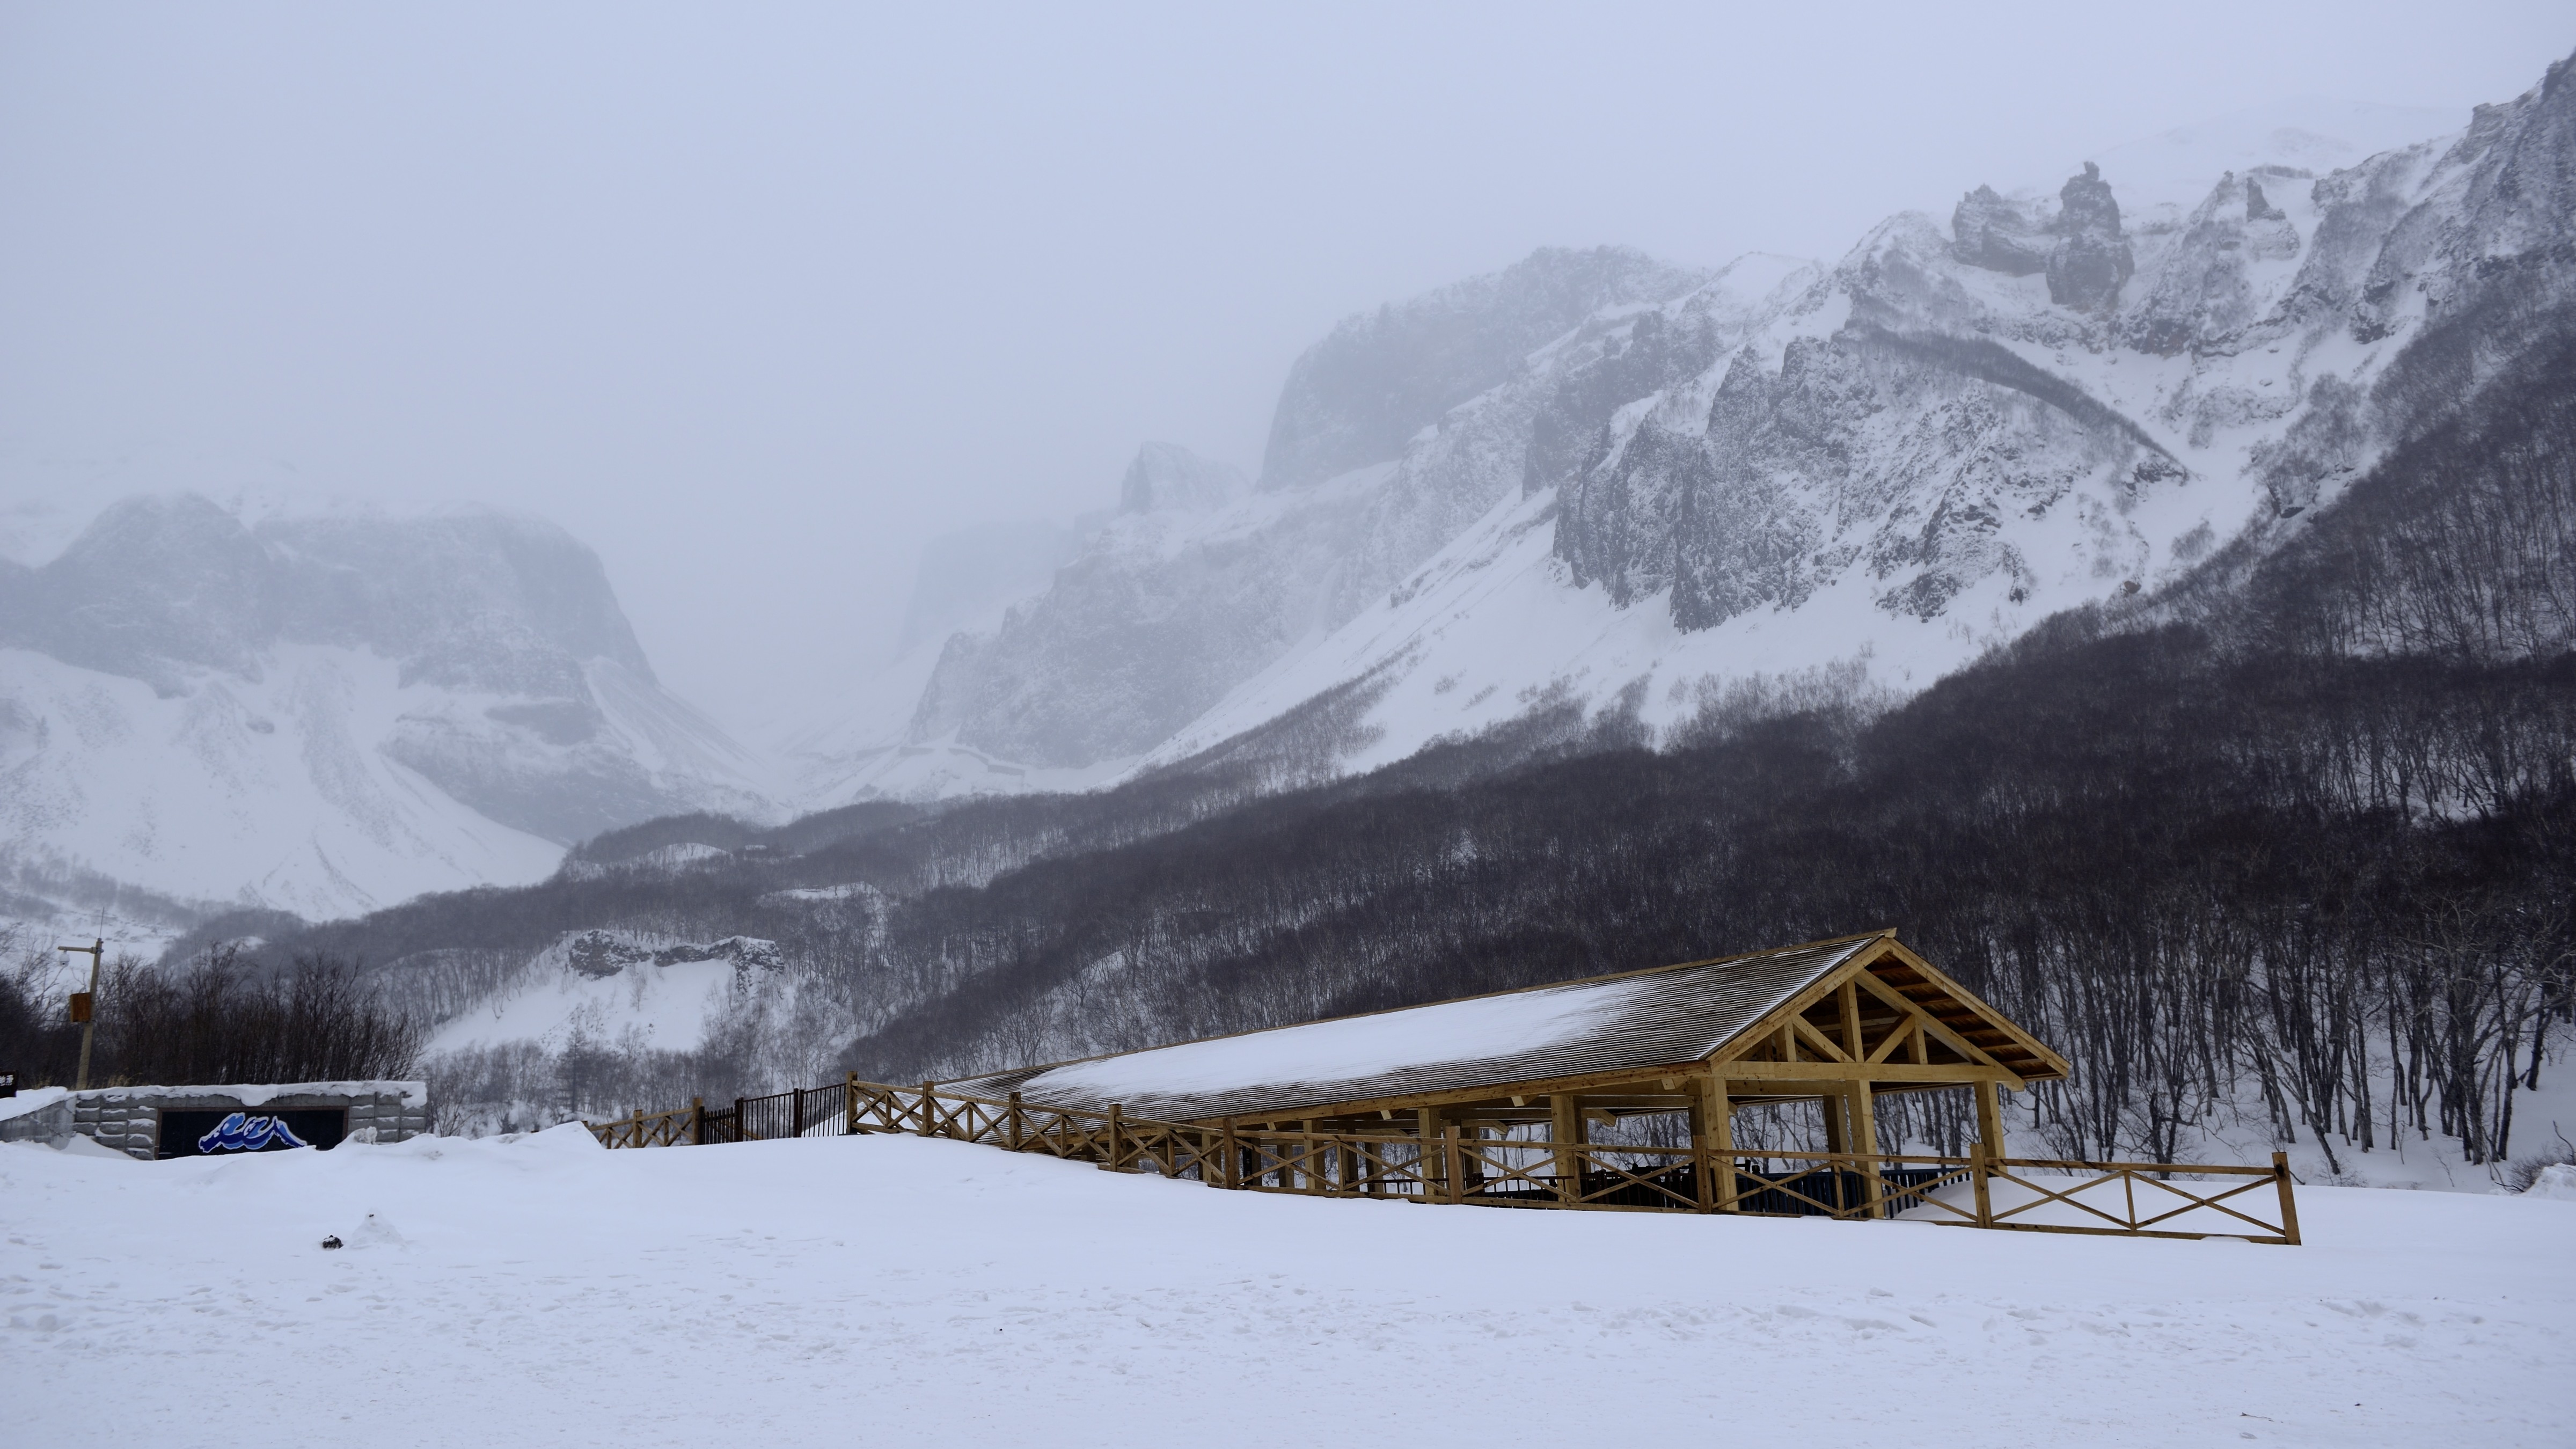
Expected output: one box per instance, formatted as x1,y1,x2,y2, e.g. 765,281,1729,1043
588,1077,2301,1245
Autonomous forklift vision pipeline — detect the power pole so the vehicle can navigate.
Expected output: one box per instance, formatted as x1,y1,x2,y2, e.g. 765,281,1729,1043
60,938,104,1090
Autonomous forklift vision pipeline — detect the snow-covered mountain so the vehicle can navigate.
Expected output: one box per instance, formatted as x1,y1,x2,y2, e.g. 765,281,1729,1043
806,68,2570,800
0,495,773,923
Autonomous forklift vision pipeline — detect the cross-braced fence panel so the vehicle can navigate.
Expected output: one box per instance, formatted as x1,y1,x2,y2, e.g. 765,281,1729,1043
590,1079,2300,1244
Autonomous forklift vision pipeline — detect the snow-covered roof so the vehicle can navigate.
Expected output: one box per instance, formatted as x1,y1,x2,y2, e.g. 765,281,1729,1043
69,1081,429,1108
945,934,1884,1123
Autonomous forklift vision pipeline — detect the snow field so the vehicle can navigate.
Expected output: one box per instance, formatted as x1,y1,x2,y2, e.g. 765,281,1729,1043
4,1128,2571,1447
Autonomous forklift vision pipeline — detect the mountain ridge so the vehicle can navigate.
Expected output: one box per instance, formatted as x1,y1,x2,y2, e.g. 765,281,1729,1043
0,494,774,925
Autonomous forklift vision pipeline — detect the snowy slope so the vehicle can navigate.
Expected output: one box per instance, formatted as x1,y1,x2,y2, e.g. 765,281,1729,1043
0,496,775,923
800,253,1808,796
424,930,788,1056
814,91,2525,803
4,1129,2569,1447
0,644,565,919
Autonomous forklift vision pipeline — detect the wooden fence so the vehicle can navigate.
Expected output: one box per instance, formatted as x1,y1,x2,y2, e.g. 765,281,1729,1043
588,1077,2300,1245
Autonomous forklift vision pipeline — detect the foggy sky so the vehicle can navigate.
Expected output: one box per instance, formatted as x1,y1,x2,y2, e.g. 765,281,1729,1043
3,3,2568,735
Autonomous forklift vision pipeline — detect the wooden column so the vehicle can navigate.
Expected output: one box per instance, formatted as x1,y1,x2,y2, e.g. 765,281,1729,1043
691,1096,705,1146
1849,1081,1885,1217
1687,1086,1713,1212
2271,1151,2302,1246
1549,1094,1584,1207
916,1081,936,1138
1105,1103,1124,1170
1300,1120,1322,1194
1707,1077,1738,1212
844,1073,859,1137
1417,1107,1445,1199
1974,1079,2008,1162
1816,1088,1850,1214
1973,1081,2007,1228
1007,1092,1026,1150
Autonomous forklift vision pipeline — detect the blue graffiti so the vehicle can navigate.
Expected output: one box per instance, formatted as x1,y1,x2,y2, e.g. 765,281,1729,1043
196,1112,311,1153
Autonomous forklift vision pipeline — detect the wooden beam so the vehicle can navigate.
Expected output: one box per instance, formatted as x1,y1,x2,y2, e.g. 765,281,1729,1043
1708,935,1901,1065
1790,1015,1853,1063
1713,1060,2025,1086
1851,968,2014,1073
1182,1060,1716,1128
1838,981,1865,1062
1878,939,2072,1079
1865,1016,1917,1065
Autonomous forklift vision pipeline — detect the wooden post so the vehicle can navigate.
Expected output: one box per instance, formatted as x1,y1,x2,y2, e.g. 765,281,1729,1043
1849,1082,1884,1218
1688,1084,1711,1212
1816,1088,1850,1214
734,1097,747,1143
1007,1092,1025,1151
1220,1119,1239,1189
1417,1108,1444,1201
2272,1151,2302,1246
1550,1094,1583,1207
1105,1103,1124,1170
1443,1125,1464,1205
844,1073,858,1136
1707,1078,1739,1212
1970,1140,1994,1227
793,1087,806,1139
691,1096,705,1146
917,1081,936,1138
59,938,103,1092
1974,1079,2008,1159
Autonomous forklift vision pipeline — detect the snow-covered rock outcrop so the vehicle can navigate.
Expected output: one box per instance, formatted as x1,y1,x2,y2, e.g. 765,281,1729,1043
815,59,2572,801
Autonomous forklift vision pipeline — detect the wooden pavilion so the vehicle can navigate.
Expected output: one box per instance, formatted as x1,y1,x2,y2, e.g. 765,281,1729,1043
943,930,2069,1210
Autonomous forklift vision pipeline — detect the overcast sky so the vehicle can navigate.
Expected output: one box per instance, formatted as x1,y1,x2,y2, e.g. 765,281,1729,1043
3,4,2568,733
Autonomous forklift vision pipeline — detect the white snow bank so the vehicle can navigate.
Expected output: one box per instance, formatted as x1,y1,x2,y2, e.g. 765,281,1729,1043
2525,1163,2576,1201
2,1125,2568,1446
0,1086,68,1123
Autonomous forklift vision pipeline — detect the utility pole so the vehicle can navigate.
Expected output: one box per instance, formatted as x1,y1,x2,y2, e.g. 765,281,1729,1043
59,938,104,1090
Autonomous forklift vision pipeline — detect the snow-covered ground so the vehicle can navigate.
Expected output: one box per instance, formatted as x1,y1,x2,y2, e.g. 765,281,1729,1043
4,1128,2568,1446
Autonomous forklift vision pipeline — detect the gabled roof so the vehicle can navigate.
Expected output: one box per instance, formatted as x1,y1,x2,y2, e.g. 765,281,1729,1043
945,933,1895,1123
